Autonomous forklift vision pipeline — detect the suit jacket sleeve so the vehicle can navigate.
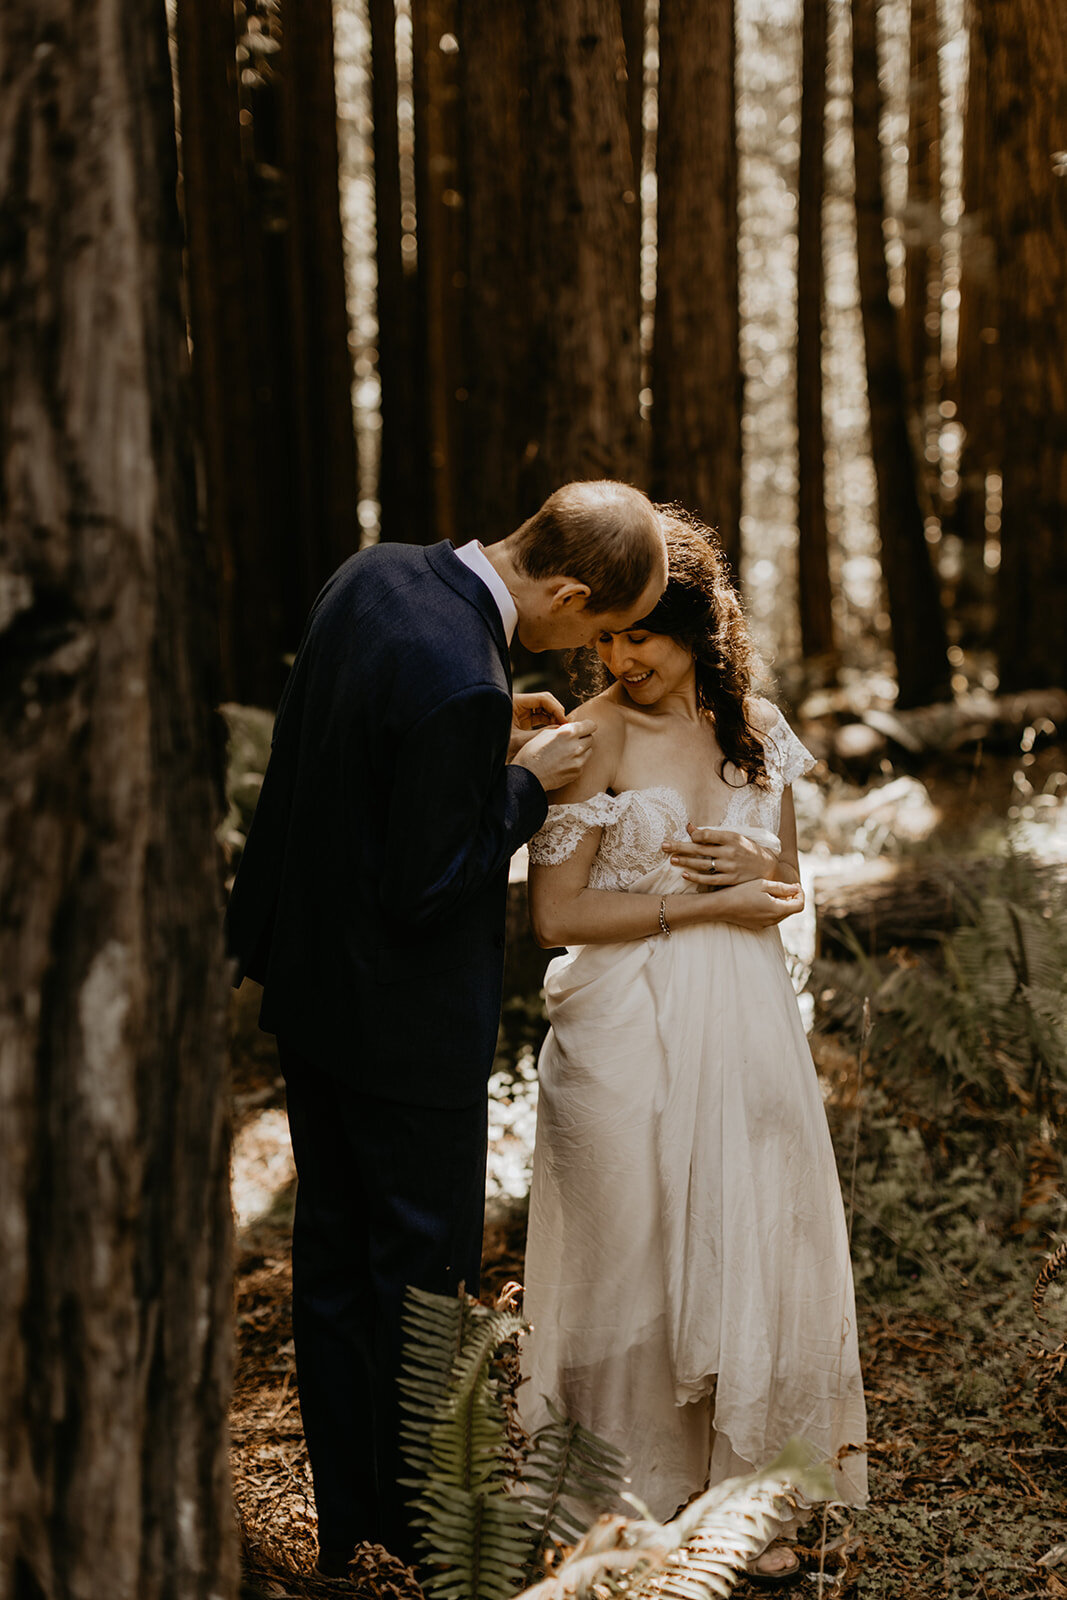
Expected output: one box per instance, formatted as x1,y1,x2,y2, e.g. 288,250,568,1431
383,684,548,934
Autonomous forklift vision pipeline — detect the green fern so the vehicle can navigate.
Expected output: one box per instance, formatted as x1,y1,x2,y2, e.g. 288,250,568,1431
400,1291,529,1600
521,1398,630,1575
399,1288,629,1600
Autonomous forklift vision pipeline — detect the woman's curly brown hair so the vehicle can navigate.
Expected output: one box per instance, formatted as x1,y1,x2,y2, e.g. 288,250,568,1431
571,505,771,789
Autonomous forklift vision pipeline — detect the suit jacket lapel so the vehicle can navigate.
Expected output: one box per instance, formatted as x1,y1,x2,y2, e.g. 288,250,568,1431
424,542,513,687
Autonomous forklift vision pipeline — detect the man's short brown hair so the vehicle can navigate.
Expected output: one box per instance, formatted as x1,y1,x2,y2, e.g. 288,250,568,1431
511,481,664,613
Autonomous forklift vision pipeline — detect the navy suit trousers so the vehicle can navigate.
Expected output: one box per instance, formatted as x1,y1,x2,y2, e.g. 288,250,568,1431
279,1042,488,1563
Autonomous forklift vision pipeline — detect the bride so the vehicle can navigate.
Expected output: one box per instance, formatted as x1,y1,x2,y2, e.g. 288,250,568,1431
519,510,867,1574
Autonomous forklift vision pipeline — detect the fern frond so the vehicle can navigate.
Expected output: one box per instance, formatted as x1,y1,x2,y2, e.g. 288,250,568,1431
399,1287,479,1476
1034,1239,1067,1322
521,1398,630,1573
400,1287,538,1596
416,1485,532,1600
511,1438,833,1600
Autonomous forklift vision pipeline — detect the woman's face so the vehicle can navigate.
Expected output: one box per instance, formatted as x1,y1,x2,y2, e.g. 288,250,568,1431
596,629,695,704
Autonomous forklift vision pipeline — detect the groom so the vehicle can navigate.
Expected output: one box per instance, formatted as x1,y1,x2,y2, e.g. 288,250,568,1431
226,480,666,1573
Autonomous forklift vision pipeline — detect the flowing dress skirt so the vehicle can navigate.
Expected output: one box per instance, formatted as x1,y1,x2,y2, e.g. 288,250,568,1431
520,858,868,1521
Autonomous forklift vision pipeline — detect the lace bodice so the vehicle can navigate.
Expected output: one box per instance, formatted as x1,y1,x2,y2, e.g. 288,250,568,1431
527,708,813,891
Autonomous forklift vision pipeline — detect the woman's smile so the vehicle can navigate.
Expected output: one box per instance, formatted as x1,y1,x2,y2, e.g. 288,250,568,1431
596,629,696,703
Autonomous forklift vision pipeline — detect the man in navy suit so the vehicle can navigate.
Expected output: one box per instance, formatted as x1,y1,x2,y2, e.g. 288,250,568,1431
227,480,666,1573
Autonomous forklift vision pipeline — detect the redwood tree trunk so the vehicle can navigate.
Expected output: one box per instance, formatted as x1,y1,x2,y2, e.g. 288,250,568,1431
370,0,429,543
459,2,535,540
175,0,285,706
902,0,942,441
0,2,234,1597
524,0,644,505
620,0,647,183
797,0,837,670
279,0,360,602
413,0,464,546
952,0,998,639
982,0,1067,690
852,0,951,706
652,0,742,573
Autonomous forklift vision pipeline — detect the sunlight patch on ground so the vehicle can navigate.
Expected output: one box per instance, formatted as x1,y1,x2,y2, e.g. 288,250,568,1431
231,1107,296,1234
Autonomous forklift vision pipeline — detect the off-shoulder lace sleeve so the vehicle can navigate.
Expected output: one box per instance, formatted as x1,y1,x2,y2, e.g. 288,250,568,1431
762,710,816,789
527,793,625,866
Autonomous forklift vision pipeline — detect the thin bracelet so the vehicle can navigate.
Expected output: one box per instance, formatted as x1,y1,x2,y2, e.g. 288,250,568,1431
658,897,672,938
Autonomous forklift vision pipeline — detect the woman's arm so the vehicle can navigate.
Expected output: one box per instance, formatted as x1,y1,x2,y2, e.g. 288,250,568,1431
529,851,802,948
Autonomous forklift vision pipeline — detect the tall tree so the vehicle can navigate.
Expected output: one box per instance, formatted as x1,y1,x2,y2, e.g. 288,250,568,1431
852,0,951,705
620,0,647,184
901,0,942,439
980,0,1067,690
951,0,998,637
413,0,464,546
458,2,534,542
524,0,645,505
370,0,429,543
175,0,285,706
652,0,742,573
797,0,837,671
279,0,361,608
0,1,234,1594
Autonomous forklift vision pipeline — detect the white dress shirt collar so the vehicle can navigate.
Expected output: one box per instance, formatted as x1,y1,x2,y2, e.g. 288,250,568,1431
453,540,518,645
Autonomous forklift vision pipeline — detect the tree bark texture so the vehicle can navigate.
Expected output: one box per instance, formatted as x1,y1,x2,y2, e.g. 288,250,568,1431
523,0,644,506
370,0,429,543
902,0,942,439
458,1,536,541
796,0,837,669
951,0,998,636
279,0,361,607
0,4,235,1596
981,0,1067,690
652,0,742,574
619,0,647,184
413,0,464,546
851,0,952,706
175,0,286,707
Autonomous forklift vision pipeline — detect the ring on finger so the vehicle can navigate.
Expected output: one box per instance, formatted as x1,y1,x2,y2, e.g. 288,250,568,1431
709,857,716,873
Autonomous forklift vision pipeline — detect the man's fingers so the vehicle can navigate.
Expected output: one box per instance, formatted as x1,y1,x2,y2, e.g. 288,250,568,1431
535,692,566,722
566,719,597,738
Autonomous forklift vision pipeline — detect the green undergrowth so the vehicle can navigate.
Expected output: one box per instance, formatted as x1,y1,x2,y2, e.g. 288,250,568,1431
811,843,1067,1597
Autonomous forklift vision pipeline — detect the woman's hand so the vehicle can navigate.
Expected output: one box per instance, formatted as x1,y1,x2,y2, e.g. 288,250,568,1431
509,691,566,759
663,825,778,888
704,878,805,930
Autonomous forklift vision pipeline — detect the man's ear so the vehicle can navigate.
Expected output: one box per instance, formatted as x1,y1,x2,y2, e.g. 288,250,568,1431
548,578,592,612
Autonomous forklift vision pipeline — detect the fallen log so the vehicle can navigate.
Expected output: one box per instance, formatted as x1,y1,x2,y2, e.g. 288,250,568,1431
814,856,1067,960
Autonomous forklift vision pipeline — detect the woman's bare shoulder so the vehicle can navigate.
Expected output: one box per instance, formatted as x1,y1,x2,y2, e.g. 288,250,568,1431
566,687,626,737
547,691,625,804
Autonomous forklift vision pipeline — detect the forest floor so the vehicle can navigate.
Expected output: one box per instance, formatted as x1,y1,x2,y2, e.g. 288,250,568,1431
230,740,1067,1600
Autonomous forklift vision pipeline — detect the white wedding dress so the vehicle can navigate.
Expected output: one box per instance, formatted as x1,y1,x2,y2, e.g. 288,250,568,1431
519,710,867,1519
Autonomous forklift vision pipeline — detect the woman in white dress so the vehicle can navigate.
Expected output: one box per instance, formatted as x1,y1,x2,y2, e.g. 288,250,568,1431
519,512,867,1578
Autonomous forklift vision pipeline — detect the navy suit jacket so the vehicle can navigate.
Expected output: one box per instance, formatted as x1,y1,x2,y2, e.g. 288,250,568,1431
226,541,549,1107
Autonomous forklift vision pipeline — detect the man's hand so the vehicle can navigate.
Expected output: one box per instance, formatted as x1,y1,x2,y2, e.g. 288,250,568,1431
512,720,596,793
663,825,779,888
508,691,566,760
708,878,805,930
